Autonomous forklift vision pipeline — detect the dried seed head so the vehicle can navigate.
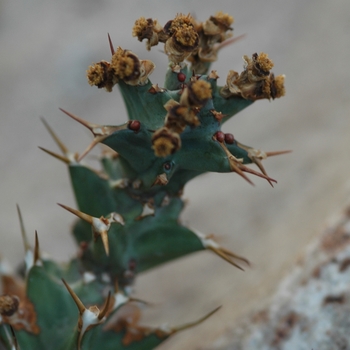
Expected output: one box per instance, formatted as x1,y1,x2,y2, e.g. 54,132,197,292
0,295,19,317
152,127,181,157
132,17,165,50
111,47,141,85
165,104,199,133
221,53,285,100
244,52,274,81
203,11,234,36
163,14,199,63
174,25,198,48
186,11,235,73
191,80,212,101
165,13,194,35
254,52,274,73
180,80,212,107
164,26,199,63
132,17,150,39
86,62,106,86
86,61,117,92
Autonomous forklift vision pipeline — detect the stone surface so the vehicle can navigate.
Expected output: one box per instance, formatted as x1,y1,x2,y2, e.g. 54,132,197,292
206,206,350,349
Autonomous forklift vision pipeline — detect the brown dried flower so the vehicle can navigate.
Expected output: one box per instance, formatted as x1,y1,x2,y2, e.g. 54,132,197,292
164,13,194,35
162,14,199,63
152,127,181,157
165,103,199,133
221,52,285,100
132,17,166,50
0,295,19,317
111,47,141,84
86,61,117,92
164,25,199,63
203,11,234,36
180,80,212,107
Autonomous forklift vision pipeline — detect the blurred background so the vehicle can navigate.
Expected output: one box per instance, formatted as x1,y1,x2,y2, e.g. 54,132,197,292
0,0,349,348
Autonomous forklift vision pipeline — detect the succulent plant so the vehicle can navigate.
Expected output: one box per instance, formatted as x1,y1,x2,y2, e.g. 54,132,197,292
0,12,286,350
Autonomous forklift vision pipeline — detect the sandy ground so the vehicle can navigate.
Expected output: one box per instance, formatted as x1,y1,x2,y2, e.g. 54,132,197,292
1,0,350,349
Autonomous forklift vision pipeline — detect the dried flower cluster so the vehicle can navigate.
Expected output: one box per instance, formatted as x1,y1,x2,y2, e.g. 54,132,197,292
221,52,285,100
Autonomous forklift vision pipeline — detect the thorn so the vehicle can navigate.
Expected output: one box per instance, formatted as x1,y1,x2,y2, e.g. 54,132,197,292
173,306,222,333
38,146,70,164
265,150,292,157
59,108,128,161
77,139,103,162
108,33,115,55
58,204,114,256
208,246,244,270
62,278,86,314
252,157,273,187
227,157,254,186
40,117,69,154
100,231,110,256
57,203,93,225
34,231,40,265
238,163,277,185
16,204,30,252
98,291,111,320
59,108,99,132
214,135,254,185
220,247,251,267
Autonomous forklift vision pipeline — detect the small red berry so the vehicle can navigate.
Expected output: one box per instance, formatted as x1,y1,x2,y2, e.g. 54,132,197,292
224,133,234,144
177,72,186,82
128,120,141,132
215,131,225,143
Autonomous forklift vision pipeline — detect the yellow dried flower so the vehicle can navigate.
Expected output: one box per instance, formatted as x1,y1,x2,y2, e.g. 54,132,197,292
165,104,199,133
132,17,149,39
111,47,141,85
220,53,285,101
255,52,274,73
180,80,212,107
213,11,234,28
203,11,234,36
86,63,105,86
168,13,194,34
191,80,212,100
152,127,181,157
132,17,166,50
86,61,117,92
174,25,198,47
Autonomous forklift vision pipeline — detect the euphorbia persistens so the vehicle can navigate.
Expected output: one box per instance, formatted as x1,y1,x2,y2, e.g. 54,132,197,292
0,12,286,350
